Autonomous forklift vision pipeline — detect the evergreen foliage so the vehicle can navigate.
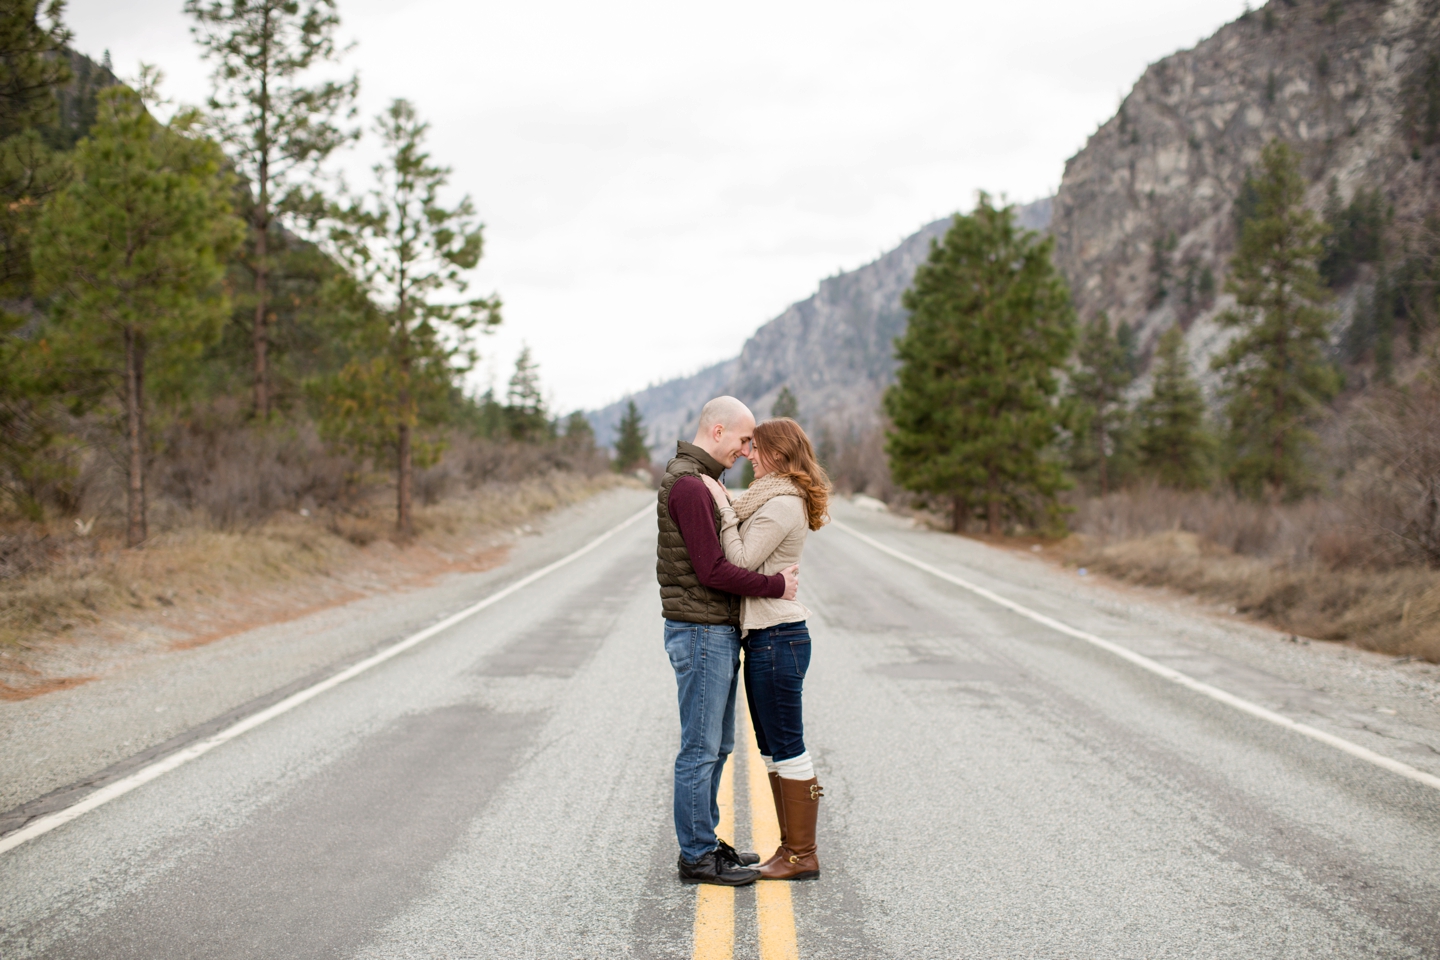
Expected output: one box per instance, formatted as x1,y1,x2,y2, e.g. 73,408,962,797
317,98,499,536
1319,180,1386,288
1115,320,1141,377
1137,327,1213,488
1063,313,1135,495
1212,139,1340,499
505,346,549,442
0,0,81,517
1148,231,1177,308
0,0,71,298
187,0,358,419
612,399,648,471
770,385,799,421
562,410,593,445
884,194,1075,534
31,87,243,545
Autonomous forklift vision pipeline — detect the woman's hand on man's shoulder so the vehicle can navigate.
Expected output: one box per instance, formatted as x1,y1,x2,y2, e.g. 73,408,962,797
700,474,731,507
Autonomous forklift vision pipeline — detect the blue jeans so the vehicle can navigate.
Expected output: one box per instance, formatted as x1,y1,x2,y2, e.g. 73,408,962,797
664,619,742,862
743,622,811,763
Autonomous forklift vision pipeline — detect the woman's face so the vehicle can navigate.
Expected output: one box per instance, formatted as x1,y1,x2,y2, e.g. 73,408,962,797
751,444,774,479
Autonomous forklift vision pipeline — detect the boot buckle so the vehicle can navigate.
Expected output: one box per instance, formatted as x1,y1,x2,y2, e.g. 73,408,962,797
788,855,800,864
809,784,824,800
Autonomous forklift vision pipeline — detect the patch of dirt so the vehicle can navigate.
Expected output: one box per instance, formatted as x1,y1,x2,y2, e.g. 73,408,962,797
0,473,627,699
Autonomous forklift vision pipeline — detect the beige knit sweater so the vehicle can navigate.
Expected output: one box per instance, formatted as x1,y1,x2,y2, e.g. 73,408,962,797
716,476,810,634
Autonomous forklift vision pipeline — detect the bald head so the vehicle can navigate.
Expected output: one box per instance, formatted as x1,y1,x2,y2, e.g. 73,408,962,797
692,396,756,469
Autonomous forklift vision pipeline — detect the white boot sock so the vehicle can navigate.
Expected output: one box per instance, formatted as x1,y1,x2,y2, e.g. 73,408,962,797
773,751,814,781
762,754,778,774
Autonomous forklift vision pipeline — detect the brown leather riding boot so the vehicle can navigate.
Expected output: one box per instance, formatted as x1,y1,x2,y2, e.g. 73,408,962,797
759,771,788,870
758,777,821,881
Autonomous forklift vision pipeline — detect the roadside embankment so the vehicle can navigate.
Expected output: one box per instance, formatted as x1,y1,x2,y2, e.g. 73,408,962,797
0,471,633,699
1062,487,1440,662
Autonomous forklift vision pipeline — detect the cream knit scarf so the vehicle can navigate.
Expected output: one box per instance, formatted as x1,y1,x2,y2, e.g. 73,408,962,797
730,473,802,521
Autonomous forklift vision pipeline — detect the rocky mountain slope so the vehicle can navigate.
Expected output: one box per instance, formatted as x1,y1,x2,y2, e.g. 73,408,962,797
590,199,1051,456
593,0,1440,459
1053,0,1440,381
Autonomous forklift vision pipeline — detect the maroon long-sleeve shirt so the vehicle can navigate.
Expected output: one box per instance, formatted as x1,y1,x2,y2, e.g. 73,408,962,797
667,475,786,598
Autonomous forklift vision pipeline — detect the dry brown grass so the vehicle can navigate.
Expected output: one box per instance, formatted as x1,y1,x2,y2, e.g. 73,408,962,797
1065,487,1440,662
0,471,628,697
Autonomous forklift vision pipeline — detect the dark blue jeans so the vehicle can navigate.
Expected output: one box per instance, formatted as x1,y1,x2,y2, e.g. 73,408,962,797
664,619,741,862
743,621,811,763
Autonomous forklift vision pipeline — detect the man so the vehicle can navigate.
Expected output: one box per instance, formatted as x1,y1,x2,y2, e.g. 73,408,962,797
658,396,800,886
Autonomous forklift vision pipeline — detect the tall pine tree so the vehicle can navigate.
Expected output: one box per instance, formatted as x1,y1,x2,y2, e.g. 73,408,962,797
1063,312,1134,495
1137,326,1213,489
187,0,358,419
770,385,799,421
885,194,1075,533
0,0,79,517
1212,140,1339,498
505,346,548,442
613,399,648,472
319,98,499,537
32,88,242,545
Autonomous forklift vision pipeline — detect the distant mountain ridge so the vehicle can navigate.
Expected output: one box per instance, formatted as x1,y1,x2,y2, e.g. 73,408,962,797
595,1,1440,463
589,198,1052,457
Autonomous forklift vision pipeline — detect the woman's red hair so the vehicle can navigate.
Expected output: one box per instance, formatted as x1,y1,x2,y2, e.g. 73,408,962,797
753,417,830,531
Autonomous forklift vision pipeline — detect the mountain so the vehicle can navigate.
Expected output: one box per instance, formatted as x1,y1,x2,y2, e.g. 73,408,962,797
1051,0,1440,385
589,198,1052,457
593,0,1440,462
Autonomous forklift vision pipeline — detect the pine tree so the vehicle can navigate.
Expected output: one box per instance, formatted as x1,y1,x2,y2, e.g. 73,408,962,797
319,98,499,537
562,410,593,445
1115,320,1140,377
613,399,648,472
1137,327,1213,488
0,0,70,297
0,0,78,517
884,194,1076,534
32,88,242,545
1212,139,1340,498
1063,312,1134,495
505,346,548,442
770,385,799,421
187,0,358,419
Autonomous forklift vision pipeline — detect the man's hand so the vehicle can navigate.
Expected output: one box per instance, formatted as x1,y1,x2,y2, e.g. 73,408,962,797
780,564,799,601
700,474,730,508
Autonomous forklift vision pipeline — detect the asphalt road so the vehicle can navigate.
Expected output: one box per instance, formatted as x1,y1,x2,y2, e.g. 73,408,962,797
2,489,1439,959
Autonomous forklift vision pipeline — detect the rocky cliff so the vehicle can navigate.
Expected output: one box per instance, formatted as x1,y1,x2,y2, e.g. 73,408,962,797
1053,0,1440,380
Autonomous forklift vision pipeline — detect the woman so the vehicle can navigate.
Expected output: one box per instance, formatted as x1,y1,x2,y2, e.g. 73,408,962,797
699,416,829,881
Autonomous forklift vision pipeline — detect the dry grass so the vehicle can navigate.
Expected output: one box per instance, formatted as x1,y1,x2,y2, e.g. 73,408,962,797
1064,487,1440,662
0,471,628,697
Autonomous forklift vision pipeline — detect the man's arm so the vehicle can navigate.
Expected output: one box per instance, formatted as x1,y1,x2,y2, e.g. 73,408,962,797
668,476,785,598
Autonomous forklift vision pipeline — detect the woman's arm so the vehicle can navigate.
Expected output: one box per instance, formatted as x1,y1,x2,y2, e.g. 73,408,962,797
717,498,794,572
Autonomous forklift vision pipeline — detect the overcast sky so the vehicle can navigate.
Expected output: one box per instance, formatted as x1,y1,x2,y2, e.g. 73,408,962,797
70,0,1246,414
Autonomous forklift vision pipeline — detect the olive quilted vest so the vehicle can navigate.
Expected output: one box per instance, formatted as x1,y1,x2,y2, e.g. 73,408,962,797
656,441,740,625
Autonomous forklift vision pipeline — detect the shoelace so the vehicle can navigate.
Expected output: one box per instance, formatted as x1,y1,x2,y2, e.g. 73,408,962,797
714,839,746,867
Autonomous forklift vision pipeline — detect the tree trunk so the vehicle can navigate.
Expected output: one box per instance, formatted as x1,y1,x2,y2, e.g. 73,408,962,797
951,493,966,533
1096,421,1110,497
986,470,1001,536
396,415,413,538
124,326,147,548
252,215,270,419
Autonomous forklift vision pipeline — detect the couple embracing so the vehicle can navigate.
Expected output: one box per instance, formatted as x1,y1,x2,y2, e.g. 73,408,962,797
657,395,829,887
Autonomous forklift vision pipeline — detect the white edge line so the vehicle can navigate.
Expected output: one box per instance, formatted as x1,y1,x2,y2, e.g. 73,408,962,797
0,503,655,857
832,519,1440,793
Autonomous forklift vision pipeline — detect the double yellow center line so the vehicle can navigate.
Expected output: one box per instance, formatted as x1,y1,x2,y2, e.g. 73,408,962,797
692,696,800,960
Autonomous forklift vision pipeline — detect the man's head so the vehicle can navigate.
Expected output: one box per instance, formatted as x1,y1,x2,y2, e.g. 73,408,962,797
691,396,756,469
